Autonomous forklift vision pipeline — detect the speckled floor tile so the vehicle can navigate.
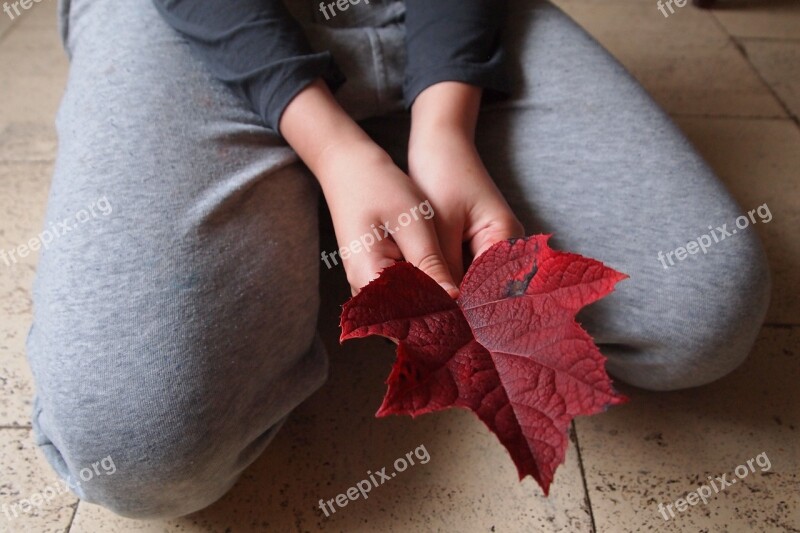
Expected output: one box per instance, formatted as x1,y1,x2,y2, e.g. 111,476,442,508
575,327,799,532
0,10,16,39
0,1,67,128
552,0,785,117
11,0,60,28
741,39,800,120
0,122,58,162
673,117,800,325
70,262,595,532
0,428,78,532
0,162,52,426
713,0,800,40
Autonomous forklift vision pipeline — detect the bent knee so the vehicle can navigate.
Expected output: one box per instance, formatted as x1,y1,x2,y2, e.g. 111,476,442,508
80,460,237,519
608,229,771,391
29,328,325,517
31,400,239,517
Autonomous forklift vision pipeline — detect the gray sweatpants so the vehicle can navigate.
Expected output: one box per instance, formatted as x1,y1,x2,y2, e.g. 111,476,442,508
27,0,770,519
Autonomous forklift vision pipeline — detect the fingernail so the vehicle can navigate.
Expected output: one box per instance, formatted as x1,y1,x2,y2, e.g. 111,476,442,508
441,282,459,298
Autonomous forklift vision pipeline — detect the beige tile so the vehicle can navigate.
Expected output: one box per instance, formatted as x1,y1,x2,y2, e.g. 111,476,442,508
71,267,594,532
0,1,67,127
0,9,17,39
0,0,56,30
71,504,170,533
0,8,65,77
553,0,786,117
0,161,52,268
0,162,51,426
673,117,800,324
0,122,57,162
0,0,58,436
576,327,800,532
741,39,800,119
0,428,78,532
713,0,800,40
13,0,61,29
0,340,36,428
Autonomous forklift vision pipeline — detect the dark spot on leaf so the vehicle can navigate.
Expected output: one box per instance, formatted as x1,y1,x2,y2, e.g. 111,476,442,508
505,260,538,297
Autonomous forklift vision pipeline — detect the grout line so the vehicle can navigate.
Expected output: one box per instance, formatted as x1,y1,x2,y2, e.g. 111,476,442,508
0,425,32,430
723,30,798,121
0,17,20,46
669,113,790,121
706,12,796,122
735,36,800,43
571,422,597,533
65,500,79,532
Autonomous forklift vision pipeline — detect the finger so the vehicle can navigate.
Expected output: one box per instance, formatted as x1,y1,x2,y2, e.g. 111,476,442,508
347,256,397,295
434,215,465,285
344,238,403,294
393,219,459,298
469,215,525,260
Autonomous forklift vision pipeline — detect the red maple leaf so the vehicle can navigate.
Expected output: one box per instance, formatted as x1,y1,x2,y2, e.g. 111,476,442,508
339,235,628,494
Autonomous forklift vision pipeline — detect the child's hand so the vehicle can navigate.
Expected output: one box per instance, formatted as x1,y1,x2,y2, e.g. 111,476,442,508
408,82,524,282
321,143,457,296
281,79,457,296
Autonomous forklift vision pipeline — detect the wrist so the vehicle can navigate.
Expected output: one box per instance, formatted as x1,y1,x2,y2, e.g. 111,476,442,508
315,140,395,196
410,81,482,144
281,78,382,174
408,128,482,179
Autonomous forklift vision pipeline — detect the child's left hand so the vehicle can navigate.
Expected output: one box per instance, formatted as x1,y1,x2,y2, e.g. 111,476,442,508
408,82,524,283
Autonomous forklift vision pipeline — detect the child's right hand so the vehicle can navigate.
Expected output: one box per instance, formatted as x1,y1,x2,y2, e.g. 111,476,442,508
280,79,457,297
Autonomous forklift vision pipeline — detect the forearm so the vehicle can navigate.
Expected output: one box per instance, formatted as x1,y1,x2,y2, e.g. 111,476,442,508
409,82,486,181
279,79,392,198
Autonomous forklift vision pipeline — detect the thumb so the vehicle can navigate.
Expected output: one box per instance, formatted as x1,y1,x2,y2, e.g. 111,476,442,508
470,216,525,259
415,251,459,299
393,221,459,298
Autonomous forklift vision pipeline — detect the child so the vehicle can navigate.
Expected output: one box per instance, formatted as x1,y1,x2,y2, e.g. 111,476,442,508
26,0,769,518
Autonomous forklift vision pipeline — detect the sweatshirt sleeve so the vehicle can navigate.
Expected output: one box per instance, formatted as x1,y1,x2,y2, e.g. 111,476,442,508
403,0,511,108
152,0,345,134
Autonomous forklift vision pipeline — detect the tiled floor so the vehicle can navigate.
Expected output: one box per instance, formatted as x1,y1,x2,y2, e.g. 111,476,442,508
0,1,798,532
